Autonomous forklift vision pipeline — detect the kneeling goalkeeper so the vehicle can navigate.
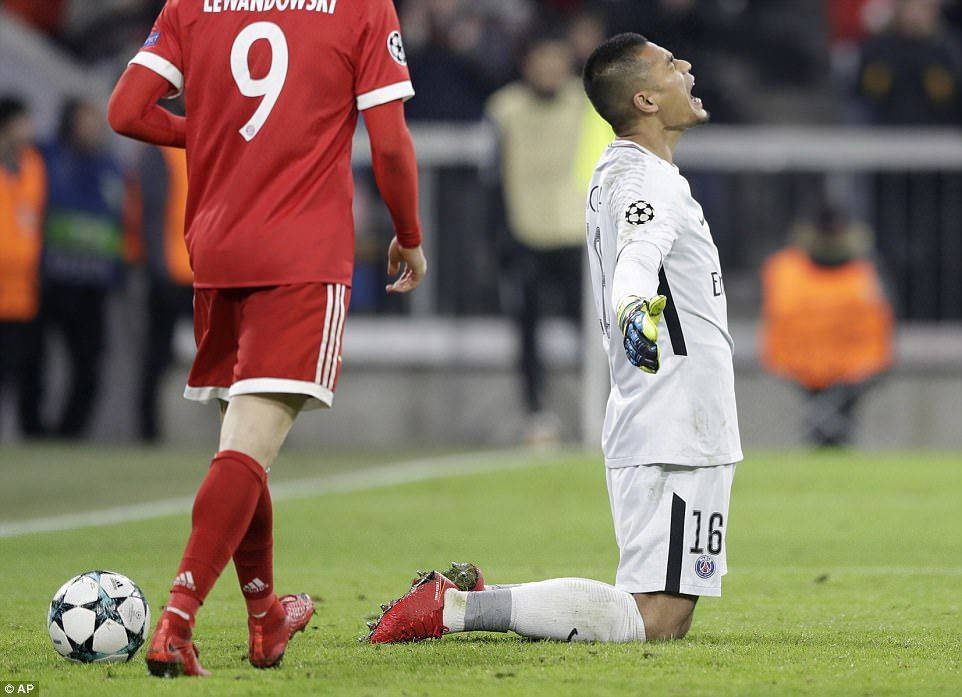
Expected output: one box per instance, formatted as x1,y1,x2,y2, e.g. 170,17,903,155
369,33,742,644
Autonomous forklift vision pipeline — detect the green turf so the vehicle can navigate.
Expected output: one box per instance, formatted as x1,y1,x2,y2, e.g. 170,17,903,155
0,445,451,523
0,447,960,696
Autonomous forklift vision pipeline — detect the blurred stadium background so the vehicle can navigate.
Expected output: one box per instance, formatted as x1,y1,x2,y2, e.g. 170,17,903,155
1,0,961,454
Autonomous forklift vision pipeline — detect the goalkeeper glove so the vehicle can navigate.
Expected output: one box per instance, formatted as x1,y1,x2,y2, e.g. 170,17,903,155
616,294,667,374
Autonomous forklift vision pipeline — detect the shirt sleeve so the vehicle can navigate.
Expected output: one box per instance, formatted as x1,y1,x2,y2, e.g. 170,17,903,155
354,0,415,111
608,155,680,305
609,157,679,264
128,1,184,99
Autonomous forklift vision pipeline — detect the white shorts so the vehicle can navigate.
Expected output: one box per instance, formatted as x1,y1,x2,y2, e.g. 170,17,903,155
606,463,735,597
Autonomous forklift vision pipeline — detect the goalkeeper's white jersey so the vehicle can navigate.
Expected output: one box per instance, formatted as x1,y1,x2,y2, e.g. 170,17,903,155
586,140,743,468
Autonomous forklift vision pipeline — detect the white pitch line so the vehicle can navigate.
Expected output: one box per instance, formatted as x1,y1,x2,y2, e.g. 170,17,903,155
0,448,565,539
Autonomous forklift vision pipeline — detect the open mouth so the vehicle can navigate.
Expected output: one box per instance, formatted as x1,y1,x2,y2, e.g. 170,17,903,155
687,77,703,109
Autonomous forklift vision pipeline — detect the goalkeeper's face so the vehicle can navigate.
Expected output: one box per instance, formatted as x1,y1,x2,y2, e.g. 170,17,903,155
636,42,710,131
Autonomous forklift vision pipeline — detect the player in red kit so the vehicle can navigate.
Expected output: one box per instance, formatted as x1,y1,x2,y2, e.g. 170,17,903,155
107,0,426,677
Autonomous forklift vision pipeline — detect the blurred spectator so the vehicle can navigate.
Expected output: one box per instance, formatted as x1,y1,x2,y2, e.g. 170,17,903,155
401,0,528,121
21,98,127,439
827,0,890,101
855,0,962,124
853,0,962,319
0,96,46,436
62,0,164,67
566,7,606,70
760,203,894,447
486,30,586,442
742,0,829,86
3,0,162,71
135,140,192,443
827,0,894,45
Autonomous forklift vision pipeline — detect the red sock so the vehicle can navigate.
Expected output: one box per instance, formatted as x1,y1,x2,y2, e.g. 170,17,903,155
165,592,200,633
164,450,267,627
233,483,276,617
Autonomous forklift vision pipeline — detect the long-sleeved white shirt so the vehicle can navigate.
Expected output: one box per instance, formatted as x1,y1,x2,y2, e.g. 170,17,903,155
585,140,743,468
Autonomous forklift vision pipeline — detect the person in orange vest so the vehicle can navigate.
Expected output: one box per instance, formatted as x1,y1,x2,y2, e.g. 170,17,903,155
760,203,894,446
0,95,45,437
136,140,192,443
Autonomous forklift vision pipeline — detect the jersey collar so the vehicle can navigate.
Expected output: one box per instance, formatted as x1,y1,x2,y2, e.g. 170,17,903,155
609,139,679,171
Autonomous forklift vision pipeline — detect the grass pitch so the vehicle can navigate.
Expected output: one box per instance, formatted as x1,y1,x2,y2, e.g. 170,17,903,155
0,445,960,696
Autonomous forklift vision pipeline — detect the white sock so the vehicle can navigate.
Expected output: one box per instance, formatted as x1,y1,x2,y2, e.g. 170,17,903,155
442,587,470,632
442,578,646,643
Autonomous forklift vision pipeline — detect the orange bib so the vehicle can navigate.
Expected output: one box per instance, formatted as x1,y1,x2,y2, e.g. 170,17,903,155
761,248,893,389
0,148,46,321
160,147,192,286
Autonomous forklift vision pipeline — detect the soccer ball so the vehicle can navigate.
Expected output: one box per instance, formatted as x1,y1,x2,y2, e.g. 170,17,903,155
47,571,150,663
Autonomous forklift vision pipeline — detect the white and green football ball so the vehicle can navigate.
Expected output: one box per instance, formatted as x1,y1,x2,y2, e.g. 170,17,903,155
47,571,150,663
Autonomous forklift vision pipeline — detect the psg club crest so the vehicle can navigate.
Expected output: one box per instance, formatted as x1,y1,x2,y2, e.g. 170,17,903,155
387,31,407,66
625,200,654,226
694,555,716,579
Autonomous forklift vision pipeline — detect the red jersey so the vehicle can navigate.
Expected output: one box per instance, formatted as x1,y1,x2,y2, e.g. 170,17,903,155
130,0,414,288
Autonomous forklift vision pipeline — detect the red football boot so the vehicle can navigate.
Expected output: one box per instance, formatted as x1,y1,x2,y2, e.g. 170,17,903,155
411,562,484,592
145,614,210,678
369,571,457,643
248,593,315,668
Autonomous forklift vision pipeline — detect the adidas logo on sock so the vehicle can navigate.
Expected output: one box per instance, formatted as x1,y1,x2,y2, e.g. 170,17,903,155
242,577,268,595
173,571,196,591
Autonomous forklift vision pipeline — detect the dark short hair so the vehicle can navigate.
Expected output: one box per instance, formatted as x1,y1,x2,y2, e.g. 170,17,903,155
0,95,28,132
582,33,649,134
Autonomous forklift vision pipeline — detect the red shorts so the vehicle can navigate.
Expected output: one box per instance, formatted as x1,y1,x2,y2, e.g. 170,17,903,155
185,283,350,410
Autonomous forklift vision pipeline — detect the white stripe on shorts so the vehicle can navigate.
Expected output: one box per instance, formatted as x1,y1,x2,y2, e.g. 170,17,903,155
324,285,347,390
314,285,336,384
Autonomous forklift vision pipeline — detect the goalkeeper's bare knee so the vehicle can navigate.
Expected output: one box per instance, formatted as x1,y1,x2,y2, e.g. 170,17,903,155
632,592,697,641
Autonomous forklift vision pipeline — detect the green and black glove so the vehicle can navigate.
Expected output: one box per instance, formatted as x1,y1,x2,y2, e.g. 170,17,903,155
616,295,667,374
